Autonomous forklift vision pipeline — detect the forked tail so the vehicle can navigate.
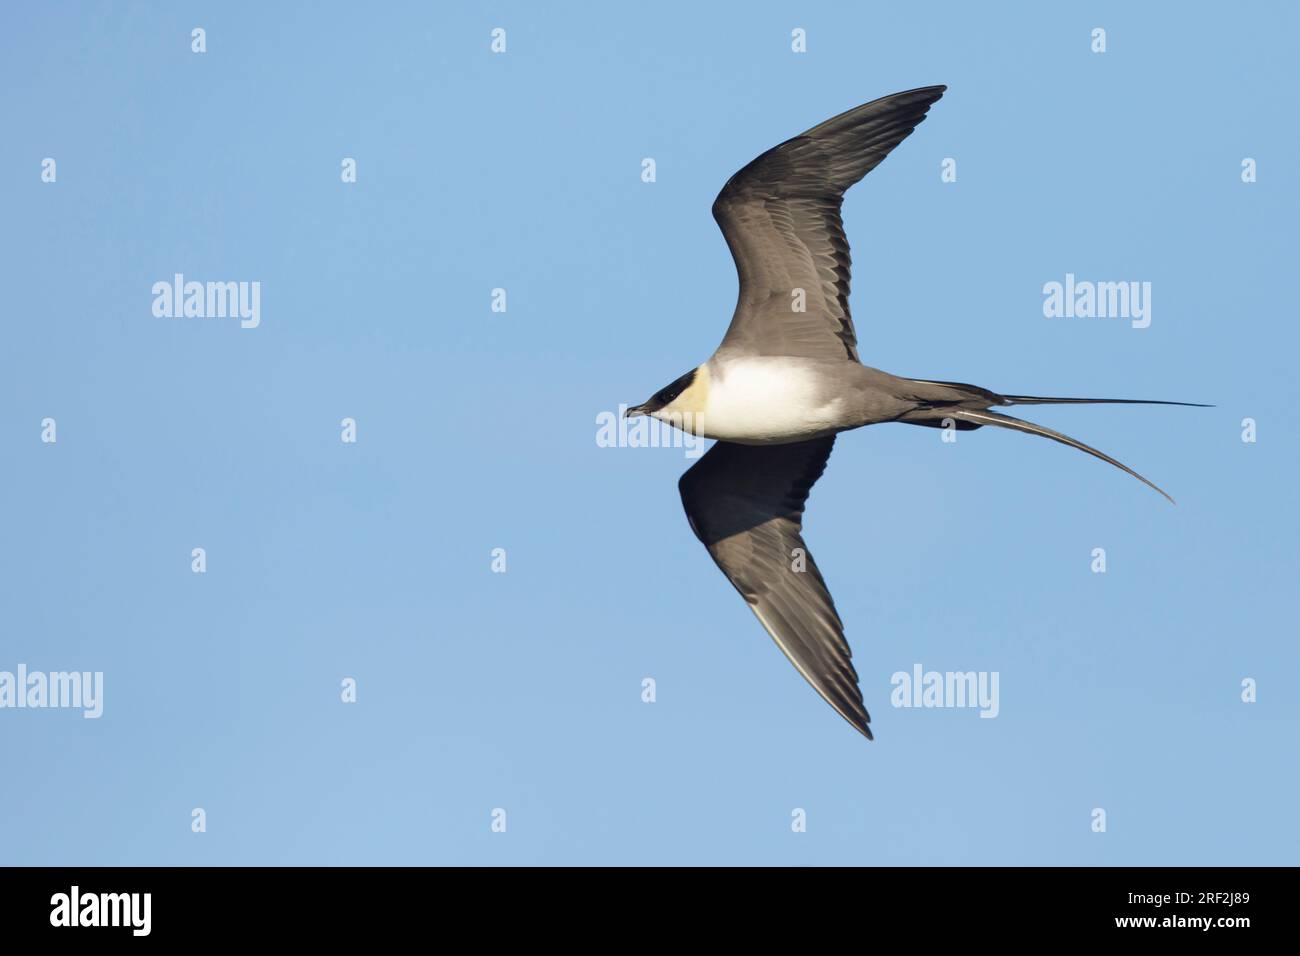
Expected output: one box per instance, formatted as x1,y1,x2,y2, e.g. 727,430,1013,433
897,379,1210,504
1001,395,1211,408
948,408,1177,504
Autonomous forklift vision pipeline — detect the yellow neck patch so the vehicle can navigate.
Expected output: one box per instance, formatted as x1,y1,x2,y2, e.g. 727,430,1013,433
666,364,710,415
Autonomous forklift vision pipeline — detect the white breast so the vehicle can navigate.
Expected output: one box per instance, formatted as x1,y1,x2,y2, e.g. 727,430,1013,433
695,358,845,444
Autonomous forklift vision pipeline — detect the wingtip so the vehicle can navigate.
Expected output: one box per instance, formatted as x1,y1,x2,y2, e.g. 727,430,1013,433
852,714,874,741
906,84,947,102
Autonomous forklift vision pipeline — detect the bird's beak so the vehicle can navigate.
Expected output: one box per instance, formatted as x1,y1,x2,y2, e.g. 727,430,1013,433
624,403,648,419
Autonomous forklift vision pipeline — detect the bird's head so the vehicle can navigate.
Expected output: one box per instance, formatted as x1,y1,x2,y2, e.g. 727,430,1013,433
625,365,710,425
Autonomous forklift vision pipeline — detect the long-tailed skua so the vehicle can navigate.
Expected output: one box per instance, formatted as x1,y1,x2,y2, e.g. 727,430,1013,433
626,86,1206,739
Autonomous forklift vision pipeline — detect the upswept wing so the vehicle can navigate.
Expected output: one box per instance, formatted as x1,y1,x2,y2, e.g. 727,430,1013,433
712,86,946,362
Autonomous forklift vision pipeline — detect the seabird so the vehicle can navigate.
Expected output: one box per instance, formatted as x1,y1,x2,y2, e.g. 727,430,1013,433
626,86,1206,740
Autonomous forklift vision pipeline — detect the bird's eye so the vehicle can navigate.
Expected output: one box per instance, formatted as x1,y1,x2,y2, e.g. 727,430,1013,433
656,369,696,406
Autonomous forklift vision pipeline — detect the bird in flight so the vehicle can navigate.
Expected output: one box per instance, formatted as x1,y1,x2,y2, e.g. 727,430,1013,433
626,86,1205,740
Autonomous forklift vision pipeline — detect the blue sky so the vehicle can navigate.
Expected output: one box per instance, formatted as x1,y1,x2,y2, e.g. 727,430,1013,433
1,1,1296,865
